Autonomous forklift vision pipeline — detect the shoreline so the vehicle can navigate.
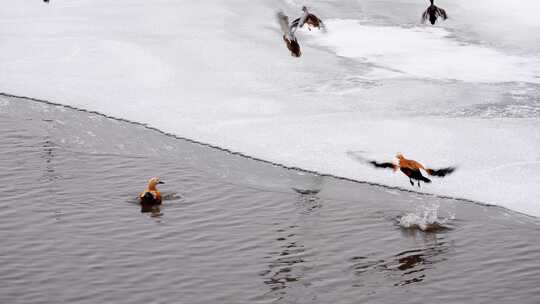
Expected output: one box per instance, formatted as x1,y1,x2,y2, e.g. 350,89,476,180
0,91,531,218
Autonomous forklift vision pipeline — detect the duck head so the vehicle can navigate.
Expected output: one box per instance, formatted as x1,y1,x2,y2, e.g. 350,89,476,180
147,177,164,190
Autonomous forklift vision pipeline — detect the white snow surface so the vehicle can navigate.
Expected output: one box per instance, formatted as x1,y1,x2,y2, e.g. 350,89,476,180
314,20,540,83
1,0,540,216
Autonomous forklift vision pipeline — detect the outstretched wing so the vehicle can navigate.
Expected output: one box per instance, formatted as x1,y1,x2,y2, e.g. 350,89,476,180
277,11,292,37
421,8,429,24
319,19,327,32
436,7,448,20
297,10,309,28
426,167,456,177
368,161,398,170
291,10,309,34
290,17,301,34
346,151,396,170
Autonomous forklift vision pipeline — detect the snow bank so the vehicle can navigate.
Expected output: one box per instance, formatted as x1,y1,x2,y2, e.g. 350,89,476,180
312,20,540,83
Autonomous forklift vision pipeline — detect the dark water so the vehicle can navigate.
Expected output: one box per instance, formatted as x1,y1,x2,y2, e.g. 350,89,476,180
1,95,540,304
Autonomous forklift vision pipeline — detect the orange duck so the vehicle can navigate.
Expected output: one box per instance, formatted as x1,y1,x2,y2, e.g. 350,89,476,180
368,153,456,187
139,177,164,204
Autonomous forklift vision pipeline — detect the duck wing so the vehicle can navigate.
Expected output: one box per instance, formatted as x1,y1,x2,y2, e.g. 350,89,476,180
346,151,396,170
368,160,398,170
290,17,301,34
277,11,294,38
296,10,309,29
426,167,456,177
436,7,448,20
319,18,327,32
140,191,157,203
421,8,430,24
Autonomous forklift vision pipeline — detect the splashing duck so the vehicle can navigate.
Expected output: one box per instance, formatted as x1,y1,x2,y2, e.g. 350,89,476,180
421,0,448,25
367,153,456,187
139,177,164,204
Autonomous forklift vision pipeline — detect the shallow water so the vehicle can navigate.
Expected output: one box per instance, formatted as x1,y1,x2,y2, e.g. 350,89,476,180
1,95,540,304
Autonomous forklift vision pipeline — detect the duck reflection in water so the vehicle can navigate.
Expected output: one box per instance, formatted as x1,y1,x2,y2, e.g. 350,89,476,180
293,189,322,215
292,175,324,214
260,224,307,302
42,139,54,180
41,135,60,182
391,236,449,286
350,231,449,287
138,191,181,218
259,188,323,302
140,201,163,217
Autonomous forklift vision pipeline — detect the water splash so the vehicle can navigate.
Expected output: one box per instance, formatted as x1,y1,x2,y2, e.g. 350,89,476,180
398,203,454,232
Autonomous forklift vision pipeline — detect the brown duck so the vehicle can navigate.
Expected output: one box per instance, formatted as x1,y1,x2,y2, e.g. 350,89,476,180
368,153,456,187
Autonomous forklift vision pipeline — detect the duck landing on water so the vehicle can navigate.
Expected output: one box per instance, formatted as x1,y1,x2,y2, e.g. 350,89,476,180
367,153,456,188
421,0,448,25
139,177,164,205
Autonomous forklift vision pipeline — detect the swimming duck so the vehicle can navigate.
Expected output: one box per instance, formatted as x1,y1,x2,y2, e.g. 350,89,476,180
421,0,448,25
368,153,456,187
277,11,302,57
291,6,325,32
139,177,164,204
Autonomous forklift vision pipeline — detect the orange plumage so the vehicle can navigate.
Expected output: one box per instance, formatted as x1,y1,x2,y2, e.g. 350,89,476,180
396,153,426,171
139,177,164,205
367,153,456,187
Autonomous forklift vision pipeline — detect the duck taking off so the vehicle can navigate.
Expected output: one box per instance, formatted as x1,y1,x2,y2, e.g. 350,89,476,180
421,0,448,25
139,177,164,205
367,153,456,187
277,11,302,57
291,6,325,32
